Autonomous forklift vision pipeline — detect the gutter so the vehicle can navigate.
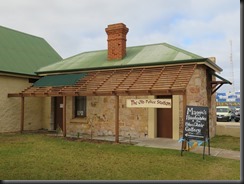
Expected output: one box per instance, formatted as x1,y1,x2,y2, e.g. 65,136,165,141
0,70,40,79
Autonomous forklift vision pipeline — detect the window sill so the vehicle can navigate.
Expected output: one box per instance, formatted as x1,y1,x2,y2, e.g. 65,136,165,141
70,117,87,124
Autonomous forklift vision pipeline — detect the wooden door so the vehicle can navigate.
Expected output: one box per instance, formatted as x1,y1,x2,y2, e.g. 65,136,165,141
157,96,172,138
54,97,63,131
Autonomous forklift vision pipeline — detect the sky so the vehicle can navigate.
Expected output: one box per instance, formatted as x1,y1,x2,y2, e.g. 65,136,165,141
0,0,240,93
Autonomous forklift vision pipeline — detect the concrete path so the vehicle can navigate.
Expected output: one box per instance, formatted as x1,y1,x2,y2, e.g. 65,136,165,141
132,137,241,160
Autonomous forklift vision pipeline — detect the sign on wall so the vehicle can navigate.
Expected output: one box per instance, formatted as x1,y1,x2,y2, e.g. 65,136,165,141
126,99,171,108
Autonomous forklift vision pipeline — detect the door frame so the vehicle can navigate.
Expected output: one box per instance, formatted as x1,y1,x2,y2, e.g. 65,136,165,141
157,95,172,138
54,97,63,130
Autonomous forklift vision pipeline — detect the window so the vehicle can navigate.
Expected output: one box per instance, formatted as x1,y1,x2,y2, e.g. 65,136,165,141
75,96,87,117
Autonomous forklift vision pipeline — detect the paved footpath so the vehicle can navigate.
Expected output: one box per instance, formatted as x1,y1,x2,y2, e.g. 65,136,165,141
131,137,240,160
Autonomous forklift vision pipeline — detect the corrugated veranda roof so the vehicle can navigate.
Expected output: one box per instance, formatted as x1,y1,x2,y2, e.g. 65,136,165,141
33,73,87,87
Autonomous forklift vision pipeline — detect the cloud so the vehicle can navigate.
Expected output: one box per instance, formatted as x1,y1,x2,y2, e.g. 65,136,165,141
0,0,240,92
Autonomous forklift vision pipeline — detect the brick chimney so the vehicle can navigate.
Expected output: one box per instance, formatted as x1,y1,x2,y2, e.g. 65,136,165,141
105,23,129,60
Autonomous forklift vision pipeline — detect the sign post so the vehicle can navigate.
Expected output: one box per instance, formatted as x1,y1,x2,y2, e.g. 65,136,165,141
181,105,210,159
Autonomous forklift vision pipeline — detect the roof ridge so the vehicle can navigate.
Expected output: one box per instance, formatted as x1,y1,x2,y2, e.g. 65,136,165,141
0,25,44,40
163,43,203,58
129,42,166,48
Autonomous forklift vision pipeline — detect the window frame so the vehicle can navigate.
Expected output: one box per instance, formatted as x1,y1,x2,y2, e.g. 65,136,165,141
74,96,87,118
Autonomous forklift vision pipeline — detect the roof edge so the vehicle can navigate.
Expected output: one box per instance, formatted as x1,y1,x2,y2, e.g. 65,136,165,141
211,72,232,84
205,58,223,73
0,70,39,79
0,25,44,40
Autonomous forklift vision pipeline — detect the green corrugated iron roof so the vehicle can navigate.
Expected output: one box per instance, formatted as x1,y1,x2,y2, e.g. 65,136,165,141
0,26,62,76
37,42,220,74
33,73,86,87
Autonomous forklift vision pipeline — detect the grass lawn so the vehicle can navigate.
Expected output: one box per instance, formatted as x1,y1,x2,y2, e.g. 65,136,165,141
0,133,240,180
210,135,240,151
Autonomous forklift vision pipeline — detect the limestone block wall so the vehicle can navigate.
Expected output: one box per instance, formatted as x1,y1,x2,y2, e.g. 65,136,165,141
187,65,208,105
0,75,45,132
207,57,217,137
179,65,216,138
66,96,148,138
118,96,148,137
210,90,217,137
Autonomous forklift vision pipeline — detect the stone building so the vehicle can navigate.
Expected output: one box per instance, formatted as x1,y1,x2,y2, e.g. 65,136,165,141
8,23,231,142
0,26,62,132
